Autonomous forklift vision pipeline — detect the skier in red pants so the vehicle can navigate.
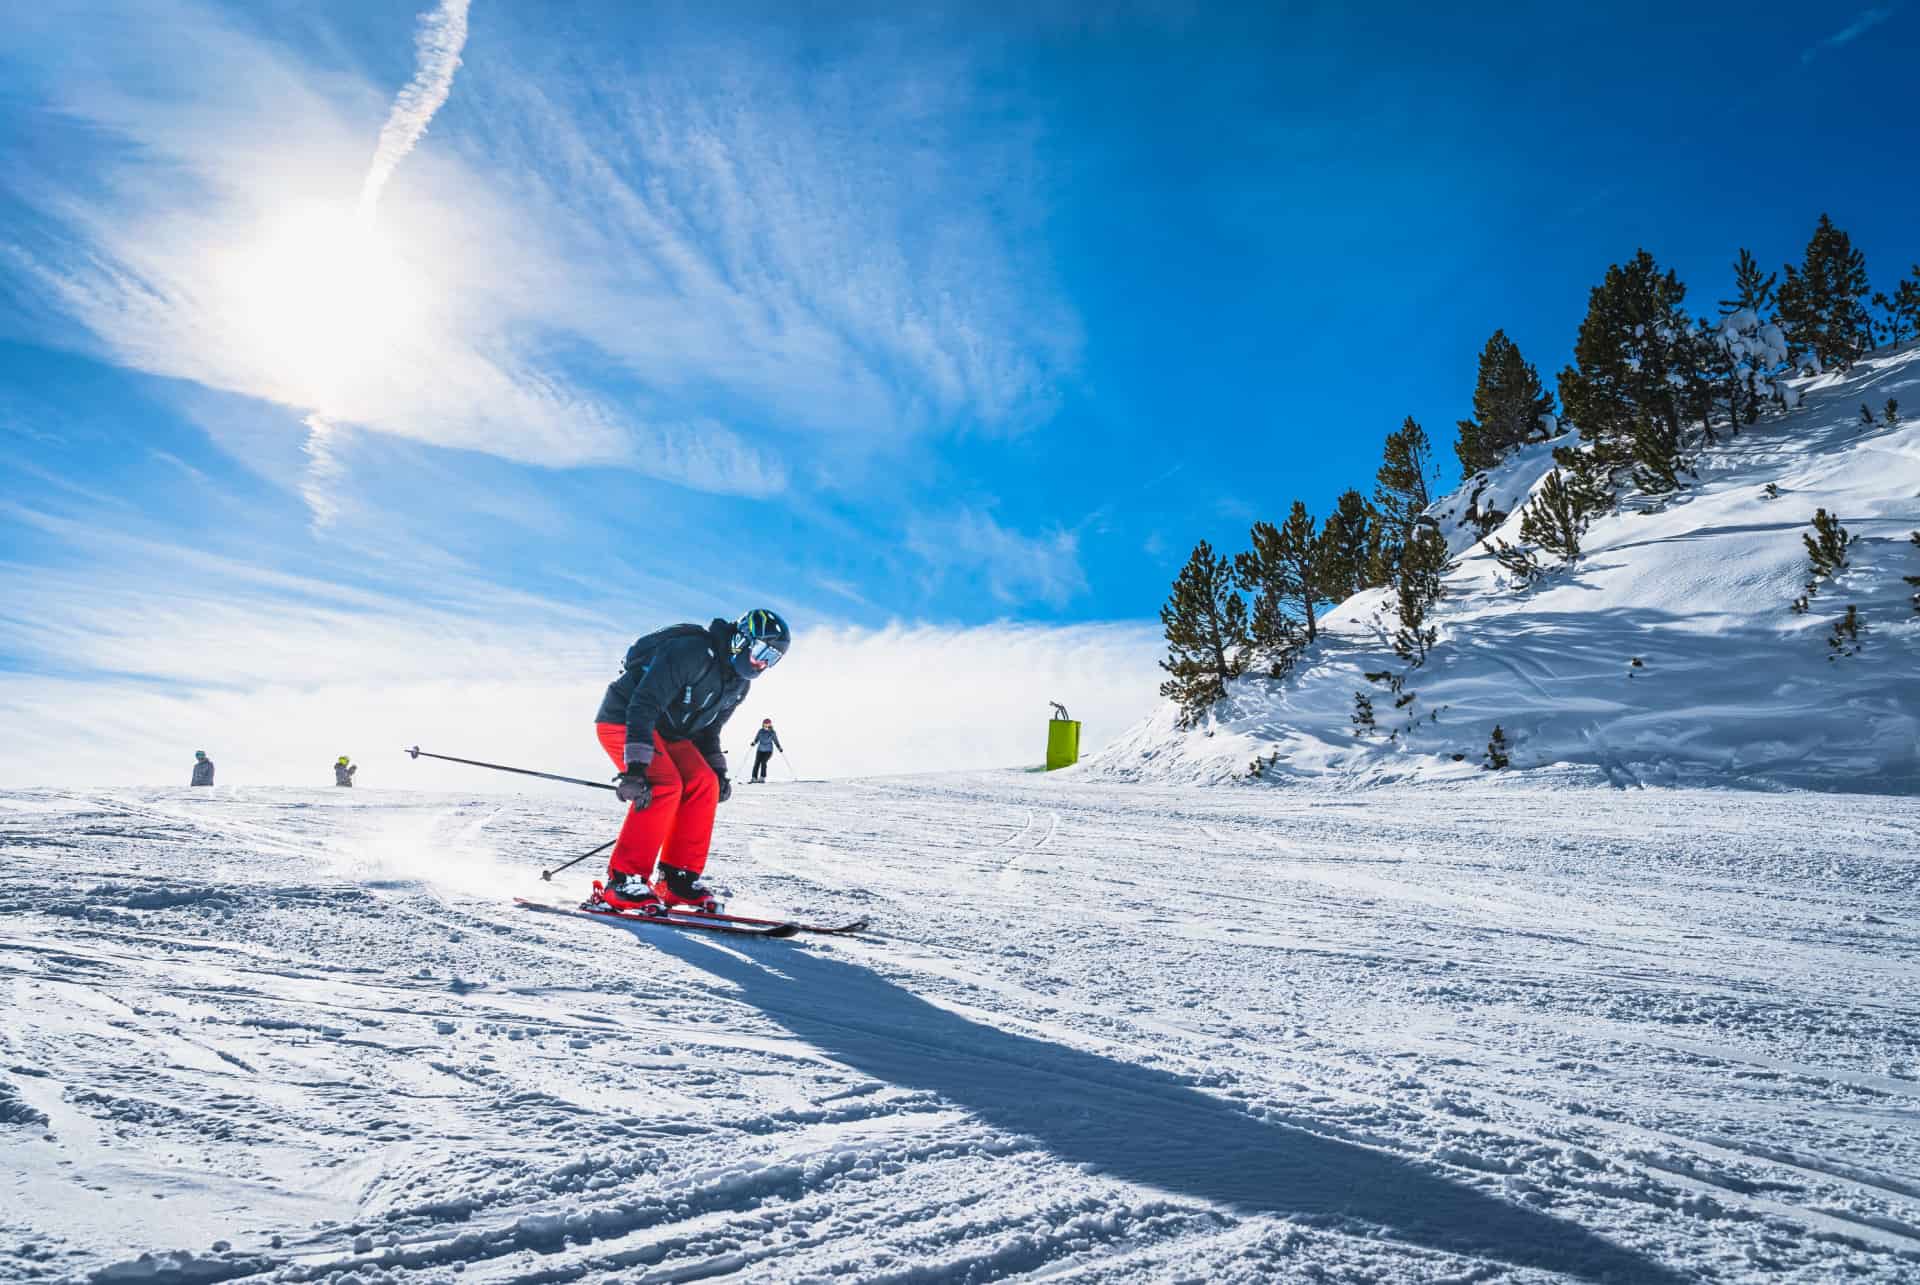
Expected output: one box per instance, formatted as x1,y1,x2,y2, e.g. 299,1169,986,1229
590,610,791,915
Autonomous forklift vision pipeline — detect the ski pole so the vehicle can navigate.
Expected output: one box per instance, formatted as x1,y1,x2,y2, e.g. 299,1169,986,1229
404,746,616,792
780,750,798,781
541,838,615,882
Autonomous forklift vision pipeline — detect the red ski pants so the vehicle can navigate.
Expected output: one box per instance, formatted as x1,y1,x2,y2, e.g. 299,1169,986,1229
596,724,718,877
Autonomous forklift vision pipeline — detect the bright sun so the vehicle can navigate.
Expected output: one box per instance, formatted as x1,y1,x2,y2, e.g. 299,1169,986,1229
218,203,426,409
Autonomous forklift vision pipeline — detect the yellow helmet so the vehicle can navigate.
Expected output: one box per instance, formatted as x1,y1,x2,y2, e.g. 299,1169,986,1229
337,756,350,764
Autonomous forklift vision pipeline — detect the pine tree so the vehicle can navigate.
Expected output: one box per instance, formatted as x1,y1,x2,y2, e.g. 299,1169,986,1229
1158,540,1251,726
1391,524,1448,666
1351,692,1376,737
1488,537,1542,586
1874,266,1920,346
1373,417,1436,574
1455,330,1556,476
1519,469,1585,563
1485,725,1511,770
1316,489,1378,601
1888,399,1901,427
1236,501,1332,649
1718,248,1777,319
1803,508,1854,585
1777,214,1874,370
1558,249,1709,473
1631,414,1688,495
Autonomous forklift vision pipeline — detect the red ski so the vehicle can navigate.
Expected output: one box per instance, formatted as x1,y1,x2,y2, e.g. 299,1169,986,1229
514,897,799,938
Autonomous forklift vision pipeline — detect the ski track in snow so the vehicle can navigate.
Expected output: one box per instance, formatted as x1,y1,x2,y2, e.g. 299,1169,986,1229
2,778,1917,1283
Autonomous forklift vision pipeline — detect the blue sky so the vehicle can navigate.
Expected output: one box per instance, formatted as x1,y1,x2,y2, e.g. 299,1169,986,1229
2,0,1916,783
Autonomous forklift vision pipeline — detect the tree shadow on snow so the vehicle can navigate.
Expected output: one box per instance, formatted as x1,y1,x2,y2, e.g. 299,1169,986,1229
622,927,1690,1284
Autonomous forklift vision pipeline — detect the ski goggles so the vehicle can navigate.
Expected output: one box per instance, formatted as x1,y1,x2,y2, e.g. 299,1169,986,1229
740,639,787,672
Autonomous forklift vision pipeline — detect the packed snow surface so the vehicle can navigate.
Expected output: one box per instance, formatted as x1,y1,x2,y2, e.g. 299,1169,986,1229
1091,344,1920,789
3,779,1918,1283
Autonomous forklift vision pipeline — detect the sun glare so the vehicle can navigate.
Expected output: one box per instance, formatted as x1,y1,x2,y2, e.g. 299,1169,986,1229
219,203,427,409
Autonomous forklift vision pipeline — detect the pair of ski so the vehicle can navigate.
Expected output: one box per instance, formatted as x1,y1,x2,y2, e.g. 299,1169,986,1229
515,895,867,939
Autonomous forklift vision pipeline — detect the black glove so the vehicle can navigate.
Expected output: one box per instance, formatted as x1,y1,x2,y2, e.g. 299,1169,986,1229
614,770,652,808
715,774,732,804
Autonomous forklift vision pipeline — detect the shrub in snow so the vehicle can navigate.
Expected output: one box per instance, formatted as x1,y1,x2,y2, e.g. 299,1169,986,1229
1488,538,1543,588
1351,692,1376,736
1778,214,1874,371
1826,606,1864,659
1391,525,1448,666
1762,482,1781,501
1860,402,1876,427
1455,329,1557,477
1802,509,1854,591
1886,398,1900,427
1485,725,1512,770
1158,540,1251,727
1520,470,1586,563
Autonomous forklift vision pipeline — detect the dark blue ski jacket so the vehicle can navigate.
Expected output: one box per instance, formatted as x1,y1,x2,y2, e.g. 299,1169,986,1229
594,619,747,774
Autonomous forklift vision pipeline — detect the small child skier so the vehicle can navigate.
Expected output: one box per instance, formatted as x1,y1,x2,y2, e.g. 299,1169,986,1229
748,719,783,783
591,610,790,915
334,756,356,787
190,750,215,787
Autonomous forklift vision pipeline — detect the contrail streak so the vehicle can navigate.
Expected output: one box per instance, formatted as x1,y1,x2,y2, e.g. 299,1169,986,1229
356,0,472,223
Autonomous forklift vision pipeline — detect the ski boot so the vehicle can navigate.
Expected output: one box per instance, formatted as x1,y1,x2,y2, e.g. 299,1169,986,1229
592,871,666,916
654,864,723,915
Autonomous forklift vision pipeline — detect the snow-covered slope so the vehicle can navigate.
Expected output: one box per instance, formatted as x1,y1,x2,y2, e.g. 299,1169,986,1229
4,782,1919,1282
1090,345,1920,790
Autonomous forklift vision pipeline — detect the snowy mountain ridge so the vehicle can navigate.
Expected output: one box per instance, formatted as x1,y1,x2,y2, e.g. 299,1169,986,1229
1089,344,1920,791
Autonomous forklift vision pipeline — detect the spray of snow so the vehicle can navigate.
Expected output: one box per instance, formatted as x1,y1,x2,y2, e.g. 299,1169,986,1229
355,0,472,225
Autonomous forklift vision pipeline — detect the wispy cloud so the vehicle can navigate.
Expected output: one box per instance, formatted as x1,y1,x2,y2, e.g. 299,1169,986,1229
906,507,1087,608
0,0,1074,512
1803,3,1901,62
358,0,471,223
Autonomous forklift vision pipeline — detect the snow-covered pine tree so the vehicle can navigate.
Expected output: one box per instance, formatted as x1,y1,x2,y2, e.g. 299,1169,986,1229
1454,330,1557,476
1158,540,1251,726
1777,214,1874,370
1372,417,1436,575
1519,469,1585,562
1558,249,1709,474
1485,725,1511,770
1391,524,1448,665
1316,489,1379,600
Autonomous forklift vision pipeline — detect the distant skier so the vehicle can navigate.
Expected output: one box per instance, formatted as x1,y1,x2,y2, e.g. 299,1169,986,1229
591,610,791,915
747,719,783,783
190,751,214,787
334,756,357,787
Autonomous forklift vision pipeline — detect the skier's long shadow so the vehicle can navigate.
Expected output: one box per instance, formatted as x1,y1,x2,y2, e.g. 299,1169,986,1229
628,928,1688,1284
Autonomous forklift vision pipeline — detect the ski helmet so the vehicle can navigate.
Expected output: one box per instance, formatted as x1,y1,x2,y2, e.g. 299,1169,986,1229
762,718,773,726
337,756,350,764
194,750,207,759
730,608,791,679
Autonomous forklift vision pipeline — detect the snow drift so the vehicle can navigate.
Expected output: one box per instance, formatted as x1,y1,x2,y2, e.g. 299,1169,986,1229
1089,344,1920,790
